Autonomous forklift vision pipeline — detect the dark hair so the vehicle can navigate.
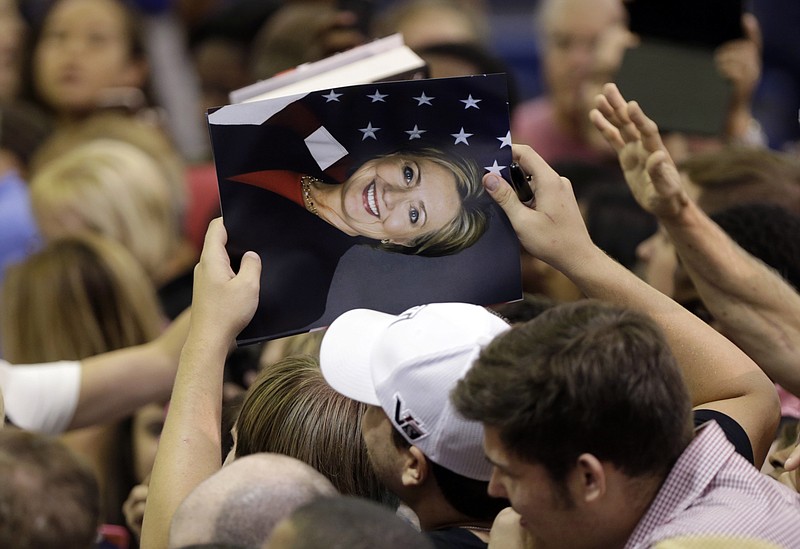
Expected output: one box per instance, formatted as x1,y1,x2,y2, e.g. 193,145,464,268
452,300,694,482
377,148,490,257
390,427,508,521
278,495,434,549
678,146,800,215
0,430,100,549
711,203,800,291
26,0,149,101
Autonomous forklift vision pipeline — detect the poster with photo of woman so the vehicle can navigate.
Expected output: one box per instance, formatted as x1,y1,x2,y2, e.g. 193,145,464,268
208,73,521,344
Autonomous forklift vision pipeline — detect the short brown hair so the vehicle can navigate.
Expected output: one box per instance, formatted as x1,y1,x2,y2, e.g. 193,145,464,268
452,300,693,481
0,430,100,549
679,146,800,215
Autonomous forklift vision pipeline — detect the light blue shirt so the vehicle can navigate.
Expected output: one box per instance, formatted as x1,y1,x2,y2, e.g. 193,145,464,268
0,169,40,284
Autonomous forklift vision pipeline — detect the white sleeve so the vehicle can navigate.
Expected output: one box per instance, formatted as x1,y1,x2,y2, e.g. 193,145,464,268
0,359,81,434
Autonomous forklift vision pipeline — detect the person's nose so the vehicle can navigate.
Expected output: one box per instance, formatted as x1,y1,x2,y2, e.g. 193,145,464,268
487,470,507,499
381,180,411,211
565,39,595,74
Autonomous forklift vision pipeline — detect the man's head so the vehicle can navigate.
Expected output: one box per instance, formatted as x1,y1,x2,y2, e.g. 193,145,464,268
679,146,800,216
537,0,628,131
452,300,694,545
0,429,100,549
265,495,434,549
168,453,336,549
319,303,511,522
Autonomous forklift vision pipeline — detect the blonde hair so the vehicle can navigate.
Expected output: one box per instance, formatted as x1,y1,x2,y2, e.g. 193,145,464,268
29,138,181,282
30,112,187,226
235,356,393,505
1,232,163,363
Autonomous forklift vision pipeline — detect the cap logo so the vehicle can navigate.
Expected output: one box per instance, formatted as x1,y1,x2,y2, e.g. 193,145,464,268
393,392,429,441
390,304,427,326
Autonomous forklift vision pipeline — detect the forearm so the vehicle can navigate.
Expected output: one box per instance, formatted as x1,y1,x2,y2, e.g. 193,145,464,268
70,310,189,430
559,244,773,409
72,344,175,430
661,202,800,394
140,329,228,549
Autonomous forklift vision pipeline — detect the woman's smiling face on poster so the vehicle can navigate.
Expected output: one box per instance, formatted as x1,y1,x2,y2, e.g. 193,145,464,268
338,154,462,244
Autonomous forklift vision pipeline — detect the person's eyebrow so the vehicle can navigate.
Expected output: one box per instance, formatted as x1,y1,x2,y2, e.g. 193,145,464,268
484,454,507,472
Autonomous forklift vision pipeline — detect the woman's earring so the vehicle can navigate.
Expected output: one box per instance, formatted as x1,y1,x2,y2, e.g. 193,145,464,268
381,239,390,245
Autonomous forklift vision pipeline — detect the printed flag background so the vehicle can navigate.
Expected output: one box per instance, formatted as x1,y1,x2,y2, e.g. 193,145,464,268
208,74,522,344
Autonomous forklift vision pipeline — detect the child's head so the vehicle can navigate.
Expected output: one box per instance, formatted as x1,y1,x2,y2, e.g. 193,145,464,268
32,0,146,118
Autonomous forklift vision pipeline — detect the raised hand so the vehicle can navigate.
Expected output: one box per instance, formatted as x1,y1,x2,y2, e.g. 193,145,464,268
482,144,594,272
190,217,261,345
589,83,689,220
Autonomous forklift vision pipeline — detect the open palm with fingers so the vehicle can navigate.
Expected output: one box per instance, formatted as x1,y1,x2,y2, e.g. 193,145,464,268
589,83,689,220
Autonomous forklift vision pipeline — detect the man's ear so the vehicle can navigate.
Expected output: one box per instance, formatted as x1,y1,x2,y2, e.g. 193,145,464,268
572,453,606,503
400,445,430,487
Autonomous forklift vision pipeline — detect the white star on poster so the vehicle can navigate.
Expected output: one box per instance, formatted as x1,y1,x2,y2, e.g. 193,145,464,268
359,122,381,140
460,94,482,109
413,92,434,106
322,90,342,102
405,125,426,140
367,90,388,102
484,160,506,176
451,127,473,145
497,131,512,148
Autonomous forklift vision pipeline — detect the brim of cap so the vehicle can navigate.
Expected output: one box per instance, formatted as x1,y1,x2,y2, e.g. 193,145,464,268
319,308,398,406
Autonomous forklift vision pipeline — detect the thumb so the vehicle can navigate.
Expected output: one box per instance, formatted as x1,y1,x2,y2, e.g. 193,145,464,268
483,173,530,225
645,150,682,197
236,250,262,282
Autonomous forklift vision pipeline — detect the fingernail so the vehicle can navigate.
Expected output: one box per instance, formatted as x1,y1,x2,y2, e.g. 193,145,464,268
484,174,500,192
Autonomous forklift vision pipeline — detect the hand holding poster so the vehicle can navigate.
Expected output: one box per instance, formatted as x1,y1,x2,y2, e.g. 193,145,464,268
208,74,521,343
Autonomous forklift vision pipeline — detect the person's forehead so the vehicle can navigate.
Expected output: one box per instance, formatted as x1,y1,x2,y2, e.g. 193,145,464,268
483,426,509,462
545,0,622,32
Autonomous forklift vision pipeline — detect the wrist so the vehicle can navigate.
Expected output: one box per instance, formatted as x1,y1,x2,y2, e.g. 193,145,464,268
726,111,765,146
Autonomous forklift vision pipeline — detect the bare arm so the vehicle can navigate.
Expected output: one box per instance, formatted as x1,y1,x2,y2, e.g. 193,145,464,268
140,218,261,549
485,140,778,467
590,84,800,397
581,83,781,464
71,310,190,430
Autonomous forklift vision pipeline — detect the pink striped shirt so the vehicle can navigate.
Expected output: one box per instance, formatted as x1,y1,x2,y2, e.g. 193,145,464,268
626,422,800,548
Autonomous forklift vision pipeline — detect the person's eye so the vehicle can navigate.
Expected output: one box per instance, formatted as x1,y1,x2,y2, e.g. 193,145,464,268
403,165,414,185
409,206,419,224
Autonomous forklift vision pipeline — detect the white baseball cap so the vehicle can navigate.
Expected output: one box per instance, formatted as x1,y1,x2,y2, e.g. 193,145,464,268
320,303,510,481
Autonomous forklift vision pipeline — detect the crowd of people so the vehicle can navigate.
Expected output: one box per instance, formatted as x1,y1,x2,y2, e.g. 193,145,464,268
1,0,799,548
